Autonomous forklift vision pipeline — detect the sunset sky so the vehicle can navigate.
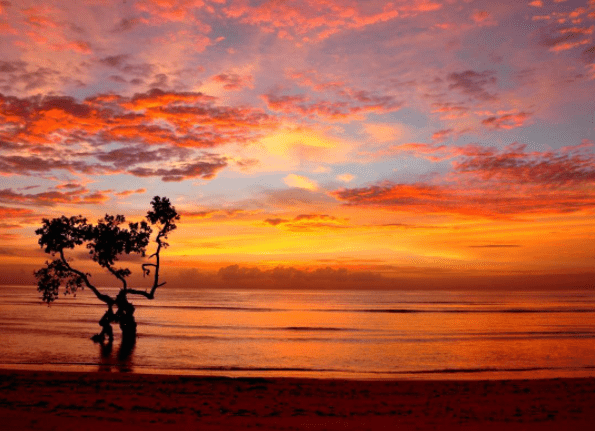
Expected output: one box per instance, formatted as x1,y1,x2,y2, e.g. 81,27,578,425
1,0,595,290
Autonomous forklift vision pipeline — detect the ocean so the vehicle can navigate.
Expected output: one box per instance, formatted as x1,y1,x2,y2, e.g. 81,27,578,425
1,285,595,380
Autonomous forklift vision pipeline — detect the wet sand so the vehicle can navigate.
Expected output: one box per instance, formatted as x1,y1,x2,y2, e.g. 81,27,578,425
1,369,595,430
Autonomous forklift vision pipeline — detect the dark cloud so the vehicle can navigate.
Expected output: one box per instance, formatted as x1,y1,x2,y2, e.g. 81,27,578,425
447,70,497,101
0,187,110,206
97,55,154,77
0,60,27,74
0,155,106,176
108,75,127,83
112,17,142,33
212,73,254,91
99,55,129,68
95,145,191,168
583,45,595,63
149,73,168,88
0,63,61,93
129,157,228,182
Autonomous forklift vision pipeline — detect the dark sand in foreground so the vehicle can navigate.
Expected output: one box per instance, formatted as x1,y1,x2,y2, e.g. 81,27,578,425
1,369,595,430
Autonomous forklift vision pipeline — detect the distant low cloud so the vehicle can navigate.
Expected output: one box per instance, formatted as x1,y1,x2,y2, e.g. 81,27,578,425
217,264,384,289
264,213,347,231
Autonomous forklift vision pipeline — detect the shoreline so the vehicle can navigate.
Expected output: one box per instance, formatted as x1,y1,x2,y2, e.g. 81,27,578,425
2,362,595,381
2,369,595,430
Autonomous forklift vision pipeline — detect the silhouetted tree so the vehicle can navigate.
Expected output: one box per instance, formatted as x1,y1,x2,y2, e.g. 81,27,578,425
34,196,179,345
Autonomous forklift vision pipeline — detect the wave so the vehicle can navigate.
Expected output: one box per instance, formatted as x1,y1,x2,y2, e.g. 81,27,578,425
3,361,592,379
323,308,595,314
137,304,285,312
138,304,595,314
6,298,595,315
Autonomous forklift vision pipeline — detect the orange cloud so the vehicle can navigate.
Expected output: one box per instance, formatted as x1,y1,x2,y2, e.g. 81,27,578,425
0,89,276,181
284,174,318,191
264,213,348,231
0,205,40,227
332,142,595,218
180,208,262,220
0,187,110,207
115,188,147,198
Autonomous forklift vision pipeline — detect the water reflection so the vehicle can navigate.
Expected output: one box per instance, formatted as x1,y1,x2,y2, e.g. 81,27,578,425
97,338,135,372
4,286,595,379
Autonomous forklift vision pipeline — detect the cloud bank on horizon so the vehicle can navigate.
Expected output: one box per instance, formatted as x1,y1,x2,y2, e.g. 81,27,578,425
1,0,595,289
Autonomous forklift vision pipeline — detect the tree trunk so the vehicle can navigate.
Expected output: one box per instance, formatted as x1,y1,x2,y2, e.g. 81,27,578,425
115,292,137,345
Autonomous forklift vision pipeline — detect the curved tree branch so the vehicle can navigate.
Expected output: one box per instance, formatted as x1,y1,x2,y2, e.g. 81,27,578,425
59,249,114,306
127,222,170,300
105,263,128,291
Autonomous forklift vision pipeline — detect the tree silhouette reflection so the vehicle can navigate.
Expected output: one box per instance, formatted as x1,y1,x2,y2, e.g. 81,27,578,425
97,337,135,373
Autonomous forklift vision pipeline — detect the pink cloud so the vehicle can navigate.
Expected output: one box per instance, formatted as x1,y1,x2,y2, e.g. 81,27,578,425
481,112,531,130
432,128,453,142
262,76,402,121
222,0,442,43
135,0,211,24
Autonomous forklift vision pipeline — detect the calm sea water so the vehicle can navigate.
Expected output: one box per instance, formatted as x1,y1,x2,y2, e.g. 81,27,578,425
1,285,595,379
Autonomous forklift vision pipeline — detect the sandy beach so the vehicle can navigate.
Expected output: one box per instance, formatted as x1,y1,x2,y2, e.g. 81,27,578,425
1,369,595,430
